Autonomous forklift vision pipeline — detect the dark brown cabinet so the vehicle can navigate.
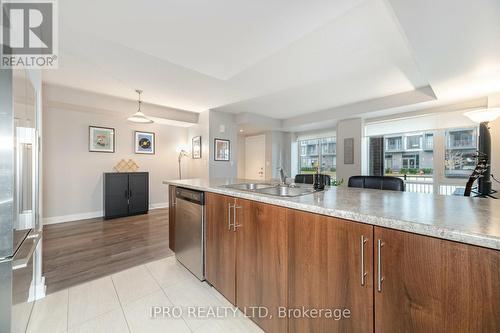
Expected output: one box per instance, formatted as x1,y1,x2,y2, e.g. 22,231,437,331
206,194,289,333
104,172,148,219
205,192,236,305
206,192,500,333
236,199,288,333
287,210,374,333
374,227,500,333
168,185,176,252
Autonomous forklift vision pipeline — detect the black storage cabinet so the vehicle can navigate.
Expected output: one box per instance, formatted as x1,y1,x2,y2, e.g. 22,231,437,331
104,172,149,219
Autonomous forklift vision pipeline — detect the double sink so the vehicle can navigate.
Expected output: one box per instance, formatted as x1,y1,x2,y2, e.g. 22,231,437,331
223,182,318,197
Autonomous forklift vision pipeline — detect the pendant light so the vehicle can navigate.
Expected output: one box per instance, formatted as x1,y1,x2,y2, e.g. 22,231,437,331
128,89,153,123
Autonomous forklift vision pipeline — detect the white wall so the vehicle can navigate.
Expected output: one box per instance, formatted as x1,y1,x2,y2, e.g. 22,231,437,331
236,131,292,181
365,110,478,137
185,109,240,180
336,118,363,182
187,110,210,179
236,133,246,178
295,129,336,141
42,87,189,223
264,131,292,180
209,110,238,178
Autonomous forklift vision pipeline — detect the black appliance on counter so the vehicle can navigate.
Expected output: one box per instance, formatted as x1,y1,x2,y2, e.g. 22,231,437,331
477,123,496,198
104,172,149,219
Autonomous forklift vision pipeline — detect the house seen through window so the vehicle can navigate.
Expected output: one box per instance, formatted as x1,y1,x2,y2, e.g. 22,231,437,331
374,126,478,195
298,137,336,180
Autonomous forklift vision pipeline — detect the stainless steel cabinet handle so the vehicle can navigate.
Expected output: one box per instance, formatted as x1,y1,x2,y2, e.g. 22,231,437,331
228,203,234,231
360,235,368,286
377,239,384,292
233,205,242,231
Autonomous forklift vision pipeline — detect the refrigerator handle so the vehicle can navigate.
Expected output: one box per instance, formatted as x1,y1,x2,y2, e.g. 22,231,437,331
12,233,41,270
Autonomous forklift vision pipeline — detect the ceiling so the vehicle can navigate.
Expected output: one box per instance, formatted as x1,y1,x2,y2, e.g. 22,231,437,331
44,0,500,131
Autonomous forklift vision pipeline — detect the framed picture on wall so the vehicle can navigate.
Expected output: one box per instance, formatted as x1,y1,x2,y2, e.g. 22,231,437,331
135,131,155,154
214,138,230,161
89,126,115,153
192,136,201,159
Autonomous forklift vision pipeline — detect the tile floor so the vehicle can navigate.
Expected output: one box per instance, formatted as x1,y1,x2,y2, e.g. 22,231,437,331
27,256,264,333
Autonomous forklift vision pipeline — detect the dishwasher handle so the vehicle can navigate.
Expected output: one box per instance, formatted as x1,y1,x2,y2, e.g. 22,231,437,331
175,187,205,205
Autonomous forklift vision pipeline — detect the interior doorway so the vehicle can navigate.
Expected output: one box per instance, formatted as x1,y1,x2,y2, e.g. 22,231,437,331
245,134,266,180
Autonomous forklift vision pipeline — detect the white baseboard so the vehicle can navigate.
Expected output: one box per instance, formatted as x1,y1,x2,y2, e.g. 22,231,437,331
42,203,168,225
150,202,169,210
43,211,103,225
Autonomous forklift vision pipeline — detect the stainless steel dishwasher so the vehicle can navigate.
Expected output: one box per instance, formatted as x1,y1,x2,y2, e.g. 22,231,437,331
174,187,205,280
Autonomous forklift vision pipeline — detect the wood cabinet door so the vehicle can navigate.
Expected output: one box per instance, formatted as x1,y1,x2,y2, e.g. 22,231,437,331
236,199,288,333
205,193,236,305
168,185,176,252
374,227,500,333
288,210,374,333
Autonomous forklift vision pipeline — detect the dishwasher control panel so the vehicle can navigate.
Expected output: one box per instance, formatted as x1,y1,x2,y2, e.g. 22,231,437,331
175,187,205,205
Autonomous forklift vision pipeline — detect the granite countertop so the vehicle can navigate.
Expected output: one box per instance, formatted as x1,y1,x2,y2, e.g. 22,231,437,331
163,178,500,251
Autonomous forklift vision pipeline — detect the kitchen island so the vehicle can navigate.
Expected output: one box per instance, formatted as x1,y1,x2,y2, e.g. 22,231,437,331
164,178,500,250
164,178,500,333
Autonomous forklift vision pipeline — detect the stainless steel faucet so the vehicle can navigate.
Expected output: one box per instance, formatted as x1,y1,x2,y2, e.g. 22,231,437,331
278,167,287,185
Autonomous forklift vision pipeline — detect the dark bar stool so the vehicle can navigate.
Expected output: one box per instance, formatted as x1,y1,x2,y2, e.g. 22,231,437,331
348,176,405,191
294,174,331,186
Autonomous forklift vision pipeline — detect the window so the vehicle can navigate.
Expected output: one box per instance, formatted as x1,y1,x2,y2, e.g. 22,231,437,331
383,132,433,176
298,137,336,179
406,135,422,150
370,126,478,195
300,145,306,155
321,137,336,155
424,133,434,150
446,129,476,149
386,136,402,151
385,155,393,171
445,128,477,178
402,154,419,170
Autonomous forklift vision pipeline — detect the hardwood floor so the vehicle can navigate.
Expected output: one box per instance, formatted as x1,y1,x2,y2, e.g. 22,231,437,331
43,209,173,294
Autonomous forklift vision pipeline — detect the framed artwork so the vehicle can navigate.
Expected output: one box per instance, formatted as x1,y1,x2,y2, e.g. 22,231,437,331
214,138,230,161
135,131,155,154
89,126,115,153
192,136,201,159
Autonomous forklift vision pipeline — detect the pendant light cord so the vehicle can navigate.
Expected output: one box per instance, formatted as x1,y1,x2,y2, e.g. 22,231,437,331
135,90,143,111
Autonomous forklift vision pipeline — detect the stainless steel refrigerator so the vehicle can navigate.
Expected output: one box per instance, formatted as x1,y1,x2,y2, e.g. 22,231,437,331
0,69,42,333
